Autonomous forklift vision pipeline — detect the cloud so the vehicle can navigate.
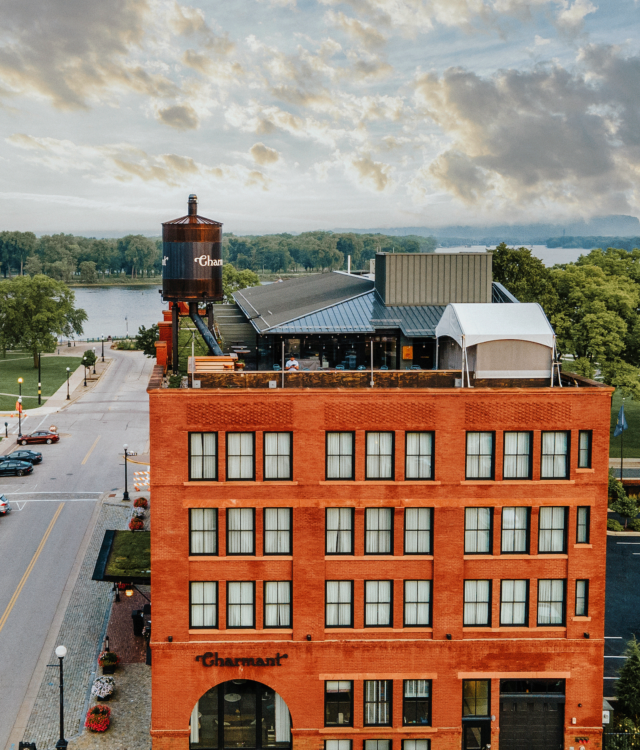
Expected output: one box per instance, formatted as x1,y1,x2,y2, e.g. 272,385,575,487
325,11,386,50
250,143,281,165
554,0,597,35
156,103,200,129
346,152,395,192
169,2,234,53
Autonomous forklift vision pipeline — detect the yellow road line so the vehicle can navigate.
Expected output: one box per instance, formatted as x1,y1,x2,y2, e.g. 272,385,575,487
0,502,65,635
81,435,101,465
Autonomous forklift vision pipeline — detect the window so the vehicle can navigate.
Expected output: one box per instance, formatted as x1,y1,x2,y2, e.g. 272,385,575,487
189,432,217,480
501,507,529,553
406,432,434,480
190,582,218,628
466,432,494,479
264,508,292,555
462,680,490,716
500,580,528,626
404,580,431,626
326,581,353,627
465,508,492,554
463,580,491,626
403,741,430,750
365,581,393,626
325,681,353,726
364,680,392,726
365,508,393,554
264,581,292,628
541,431,569,479
365,741,390,750
403,680,431,726
538,507,567,553
326,508,354,554
264,432,292,480
227,582,255,628
503,432,532,479
227,508,255,555
404,508,432,554
575,580,589,616
537,579,565,625
366,432,394,479
226,433,255,480
578,431,592,469
190,508,217,555
577,506,590,544
326,432,354,480
325,742,351,750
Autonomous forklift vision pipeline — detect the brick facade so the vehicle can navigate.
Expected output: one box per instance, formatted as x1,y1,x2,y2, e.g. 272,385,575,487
148,384,611,750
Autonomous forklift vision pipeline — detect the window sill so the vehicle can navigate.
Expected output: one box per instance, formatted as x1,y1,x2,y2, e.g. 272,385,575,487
575,468,595,473
189,556,293,561
188,628,293,634
183,481,299,486
463,626,567,632
571,616,591,622
319,728,438,735
323,628,433,633
573,544,593,549
463,554,568,559
319,481,442,485
460,480,575,485
325,555,434,561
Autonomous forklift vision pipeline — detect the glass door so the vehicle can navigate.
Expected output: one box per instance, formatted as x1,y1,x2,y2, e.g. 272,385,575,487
223,681,257,749
462,721,491,749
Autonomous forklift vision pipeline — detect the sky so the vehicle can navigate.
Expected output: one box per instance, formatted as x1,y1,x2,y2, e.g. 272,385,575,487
1,0,639,235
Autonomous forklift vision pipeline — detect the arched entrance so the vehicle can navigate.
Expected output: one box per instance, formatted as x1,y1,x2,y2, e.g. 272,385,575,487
190,680,292,750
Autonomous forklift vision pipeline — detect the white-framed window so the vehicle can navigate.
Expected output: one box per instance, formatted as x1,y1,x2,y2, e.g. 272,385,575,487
190,581,217,628
466,432,494,479
577,506,590,544
406,432,434,479
325,742,352,750
404,508,432,554
541,431,569,479
463,580,491,626
326,581,353,627
227,581,255,628
503,432,532,479
264,508,292,554
264,581,291,627
500,580,528,626
366,432,394,479
364,680,392,726
189,432,217,480
538,507,567,553
264,432,292,480
575,580,588,617
578,431,592,469
537,579,565,625
227,508,255,555
465,507,492,554
404,580,431,626
365,508,393,554
365,741,391,750
189,508,217,555
326,432,354,479
501,507,528,553
403,741,430,750
226,432,255,480
326,508,354,554
365,580,392,626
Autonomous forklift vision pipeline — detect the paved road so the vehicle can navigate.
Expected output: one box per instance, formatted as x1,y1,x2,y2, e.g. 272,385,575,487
0,349,153,750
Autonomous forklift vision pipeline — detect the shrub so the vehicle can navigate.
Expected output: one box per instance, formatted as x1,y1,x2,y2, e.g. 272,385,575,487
91,676,115,698
608,518,624,532
85,704,111,732
98,650,119,666
168,374,182,388
134,497,148,508
129,517,144,531
112,338,138,351
629,519,640,532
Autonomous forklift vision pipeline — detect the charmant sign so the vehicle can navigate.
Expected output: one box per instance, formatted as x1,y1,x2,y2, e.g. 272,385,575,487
194,255,223,267
196,652,289,668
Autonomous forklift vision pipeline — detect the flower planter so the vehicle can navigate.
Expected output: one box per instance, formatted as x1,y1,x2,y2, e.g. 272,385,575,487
97,693,112,701
85,704,111,732
102,664,116,675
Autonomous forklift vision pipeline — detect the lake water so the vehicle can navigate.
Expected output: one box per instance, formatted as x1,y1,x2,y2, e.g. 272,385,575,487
438,245,592,266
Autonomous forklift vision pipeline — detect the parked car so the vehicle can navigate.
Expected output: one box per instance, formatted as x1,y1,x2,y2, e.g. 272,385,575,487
0,460,33,476
0,495,10,514
18,431,59,446
6,449,42,464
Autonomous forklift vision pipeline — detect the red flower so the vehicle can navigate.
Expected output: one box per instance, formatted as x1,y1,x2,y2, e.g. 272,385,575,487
129,517,144,530
85,704,111,732
134,497,148,508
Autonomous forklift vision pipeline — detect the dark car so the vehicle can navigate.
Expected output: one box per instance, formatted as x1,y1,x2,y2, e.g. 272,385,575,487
19,431,59,446
0,460,33,476
6,449,42,464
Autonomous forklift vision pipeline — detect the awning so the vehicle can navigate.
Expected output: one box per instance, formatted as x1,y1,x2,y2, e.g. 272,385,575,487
435,303,555,349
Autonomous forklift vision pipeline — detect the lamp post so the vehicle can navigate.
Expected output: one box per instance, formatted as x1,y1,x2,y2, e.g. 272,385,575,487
38,352,42,405
17,378,23,437
123,444,130,501
82,357,87,387
101,335,105,362
54,644,68,750
92,348,96,375
66,367,70,400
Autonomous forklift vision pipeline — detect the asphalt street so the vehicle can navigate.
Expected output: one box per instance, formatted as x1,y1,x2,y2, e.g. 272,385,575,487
0,348,153,749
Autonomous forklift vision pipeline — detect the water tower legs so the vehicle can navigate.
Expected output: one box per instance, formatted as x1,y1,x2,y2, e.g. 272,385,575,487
172,302,179,374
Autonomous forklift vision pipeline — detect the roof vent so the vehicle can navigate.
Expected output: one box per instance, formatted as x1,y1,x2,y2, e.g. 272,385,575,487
188,194,198,216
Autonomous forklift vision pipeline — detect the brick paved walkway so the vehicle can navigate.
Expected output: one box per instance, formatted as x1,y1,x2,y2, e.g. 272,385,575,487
106,588,149,664
23,499,131,748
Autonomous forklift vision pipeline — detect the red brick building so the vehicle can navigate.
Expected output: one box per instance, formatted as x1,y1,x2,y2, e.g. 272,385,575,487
148,361,611,750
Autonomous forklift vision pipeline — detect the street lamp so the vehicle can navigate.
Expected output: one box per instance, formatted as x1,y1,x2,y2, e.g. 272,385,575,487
66,367,70,400
123,444,130,501
101,334,105,362
82,357,87,387
17,378,23,437
92,348,96,375
38,353,42,405
54,644,68,750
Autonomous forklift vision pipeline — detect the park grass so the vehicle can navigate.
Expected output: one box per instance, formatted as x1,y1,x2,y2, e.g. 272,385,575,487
0,351,83,410
610,389,640,458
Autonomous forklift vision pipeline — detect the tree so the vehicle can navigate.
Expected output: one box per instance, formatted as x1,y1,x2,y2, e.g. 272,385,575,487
24,255,42,276
118,235,158,278
136,324,159,357
221,264,260,303
79,261,98,284
0,275,87,367
617,636,640,725
609,470,639,527
83,348,97,367
491,243,558,313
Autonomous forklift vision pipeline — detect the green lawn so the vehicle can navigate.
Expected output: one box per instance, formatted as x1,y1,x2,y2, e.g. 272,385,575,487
610,389,640,457
0,352,83,410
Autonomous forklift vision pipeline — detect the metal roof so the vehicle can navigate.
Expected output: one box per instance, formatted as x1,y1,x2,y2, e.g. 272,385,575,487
266,291,446,336
492,281,519,303
162,214,222,226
